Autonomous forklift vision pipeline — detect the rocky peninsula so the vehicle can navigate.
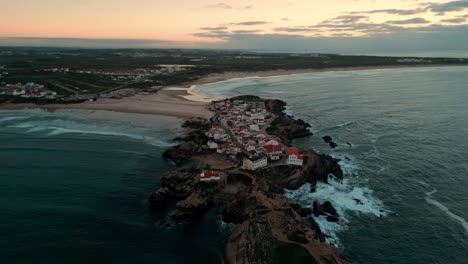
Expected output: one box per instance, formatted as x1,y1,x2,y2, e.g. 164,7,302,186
149,95,349,264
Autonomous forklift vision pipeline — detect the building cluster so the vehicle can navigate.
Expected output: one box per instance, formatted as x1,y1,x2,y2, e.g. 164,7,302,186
42,68,70,73
206,98,304,171
0,65,6,79
72,66,188,81
0,82,57,98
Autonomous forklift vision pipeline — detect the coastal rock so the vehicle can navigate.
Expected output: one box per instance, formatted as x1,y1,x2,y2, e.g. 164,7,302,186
323,135,338,149
323,136,333,143
313,201,339,222
291,203,313,217
162,142,199,164
302,150,343,183
223,198,249,224
160,168,197,199
224,193,347,264
264,99,312,142
173,191,211,220
148,187,171,209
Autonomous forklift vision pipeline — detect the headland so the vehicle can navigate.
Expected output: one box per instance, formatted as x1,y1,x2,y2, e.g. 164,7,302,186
150,95,349,264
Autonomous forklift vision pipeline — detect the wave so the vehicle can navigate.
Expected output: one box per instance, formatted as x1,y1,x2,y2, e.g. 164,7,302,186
424,187,468,233
7,118,176,148
285,178,387,246
285,156,387,246
0,115,32,123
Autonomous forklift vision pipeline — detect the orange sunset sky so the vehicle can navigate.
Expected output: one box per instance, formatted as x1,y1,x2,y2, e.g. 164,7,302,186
1,0,467,54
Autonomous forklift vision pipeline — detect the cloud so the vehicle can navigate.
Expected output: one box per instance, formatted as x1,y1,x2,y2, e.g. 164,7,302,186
424,1,468,15
350,8,424,15
231,21,270,26
321,15,368,24
200,26,468,56
441,17,466,23
386,17,431,24
274,27,317,32
203,3,252,10
232,30,263,34
200,26,228,30
205,3,232,9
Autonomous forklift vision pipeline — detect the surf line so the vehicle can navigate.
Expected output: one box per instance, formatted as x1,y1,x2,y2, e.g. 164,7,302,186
425,188,468,233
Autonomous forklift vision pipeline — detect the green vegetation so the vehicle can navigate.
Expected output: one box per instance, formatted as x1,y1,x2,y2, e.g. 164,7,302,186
1,47,467,97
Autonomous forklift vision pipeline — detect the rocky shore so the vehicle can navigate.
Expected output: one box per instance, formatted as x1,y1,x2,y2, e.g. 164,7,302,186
149,96,349,264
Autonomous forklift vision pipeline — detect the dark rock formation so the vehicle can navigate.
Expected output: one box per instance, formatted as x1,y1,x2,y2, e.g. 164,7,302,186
323,136,333,143
313,201,339,223
163,142,199,164
173,191,212,220
149,187,171,209
291,203,313,217
323,135,338,149
264,99,312,142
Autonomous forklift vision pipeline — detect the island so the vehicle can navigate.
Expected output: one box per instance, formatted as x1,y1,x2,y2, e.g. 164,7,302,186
149,95,348,264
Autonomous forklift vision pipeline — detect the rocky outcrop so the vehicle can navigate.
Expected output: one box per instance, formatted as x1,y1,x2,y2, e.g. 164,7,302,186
323,135,338,149
163,142,199,164
173,191,212,220
148,187,171,209
302,150,343,184
264,99,312,142
313,201,339,223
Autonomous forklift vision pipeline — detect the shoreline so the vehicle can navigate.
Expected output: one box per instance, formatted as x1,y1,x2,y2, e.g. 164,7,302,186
1,64,466,119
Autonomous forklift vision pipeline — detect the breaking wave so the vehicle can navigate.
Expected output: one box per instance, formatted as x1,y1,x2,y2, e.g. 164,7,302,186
425,188,468,233
4,116,176,148
285,158,387,246
0,115,33,122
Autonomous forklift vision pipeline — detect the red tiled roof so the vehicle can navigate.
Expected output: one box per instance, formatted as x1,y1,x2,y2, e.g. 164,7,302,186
289,147,299,156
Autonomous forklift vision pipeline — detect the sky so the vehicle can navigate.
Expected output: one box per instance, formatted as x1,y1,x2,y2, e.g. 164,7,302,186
1,0,468,56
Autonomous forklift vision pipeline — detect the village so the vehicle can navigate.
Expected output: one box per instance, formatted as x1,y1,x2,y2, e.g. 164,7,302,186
199,98,304,182
0,82,57,99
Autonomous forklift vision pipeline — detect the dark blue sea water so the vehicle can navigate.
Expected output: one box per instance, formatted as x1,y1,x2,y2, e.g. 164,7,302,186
196,66,468,264
0,112,229,264
1,66,467,264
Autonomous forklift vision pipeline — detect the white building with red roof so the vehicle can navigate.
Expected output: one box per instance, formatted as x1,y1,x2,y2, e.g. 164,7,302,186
287,147,304,166
200,171,221,182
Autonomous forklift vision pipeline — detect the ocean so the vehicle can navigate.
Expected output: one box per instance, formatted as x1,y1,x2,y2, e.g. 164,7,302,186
195,66,468,263
0,111,229,264
1,66,468,263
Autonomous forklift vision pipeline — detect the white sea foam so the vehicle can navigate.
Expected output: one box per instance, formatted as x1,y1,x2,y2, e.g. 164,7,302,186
285,179,387,246
0,116,32,122
7,118,176,148
425,188,468,233
285,156,387,246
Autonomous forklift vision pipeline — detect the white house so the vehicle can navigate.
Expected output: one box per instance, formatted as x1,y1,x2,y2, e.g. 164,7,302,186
287,147,304,166
207,140,219,149
242,155,268,171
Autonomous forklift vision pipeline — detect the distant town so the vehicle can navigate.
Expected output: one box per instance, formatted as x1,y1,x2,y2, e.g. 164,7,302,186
1,47,467,105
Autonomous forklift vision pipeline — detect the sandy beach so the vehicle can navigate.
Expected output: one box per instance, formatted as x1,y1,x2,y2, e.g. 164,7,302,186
0,88,213,119
0,65,457,119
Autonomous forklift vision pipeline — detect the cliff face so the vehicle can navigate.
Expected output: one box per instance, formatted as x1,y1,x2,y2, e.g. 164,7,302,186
224,192,347,264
